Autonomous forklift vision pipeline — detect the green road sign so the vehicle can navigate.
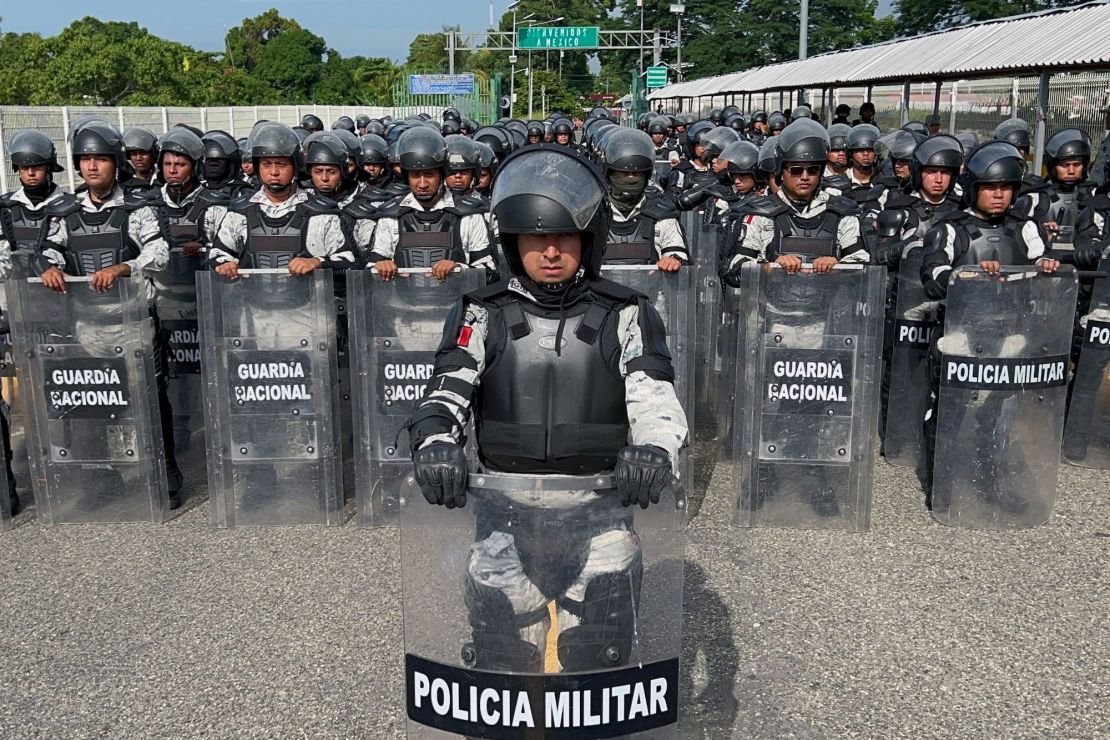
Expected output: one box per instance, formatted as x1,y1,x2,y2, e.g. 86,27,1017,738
517,26,599,49
646,66,669,89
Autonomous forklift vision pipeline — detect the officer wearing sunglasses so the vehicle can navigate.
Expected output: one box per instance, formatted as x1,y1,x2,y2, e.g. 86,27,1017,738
721,118,869,279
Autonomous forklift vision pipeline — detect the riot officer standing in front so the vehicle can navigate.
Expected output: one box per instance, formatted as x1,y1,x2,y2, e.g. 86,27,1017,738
918,142,1060,506
1017,128,1095,251
407,143,687,674
369,128,495,281
34,121,185,506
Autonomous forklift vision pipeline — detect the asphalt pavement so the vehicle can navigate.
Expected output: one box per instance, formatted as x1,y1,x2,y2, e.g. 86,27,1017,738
1,436,1107,739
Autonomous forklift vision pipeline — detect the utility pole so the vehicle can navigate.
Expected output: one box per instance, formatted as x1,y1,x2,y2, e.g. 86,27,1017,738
799,0,809,60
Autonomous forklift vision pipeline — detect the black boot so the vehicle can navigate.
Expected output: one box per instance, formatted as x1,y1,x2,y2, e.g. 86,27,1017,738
8,478,21,517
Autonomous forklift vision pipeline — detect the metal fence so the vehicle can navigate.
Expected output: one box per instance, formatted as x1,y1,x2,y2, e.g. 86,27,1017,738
0,104,446,193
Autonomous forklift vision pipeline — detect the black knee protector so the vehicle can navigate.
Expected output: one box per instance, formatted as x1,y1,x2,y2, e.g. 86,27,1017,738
463,577,544,673
557,556,644,671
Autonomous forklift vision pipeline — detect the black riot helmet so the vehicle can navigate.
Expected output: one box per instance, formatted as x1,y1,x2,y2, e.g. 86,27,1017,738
473,126,512,161
964,141,1025,190
993,118,1031,152
587,106,612,121
355,114,371,130
158,127,204,170
827,123,851,151
767,112,788,134
442,107,462,123
445,134,482,179
525,120,546,141
72,121,131,179
719,140,761,180
901,121,928,138
366,120,386,137
725,114,746,133
757,136,780,180
202,130,241,164
791,105,814,121
601,128,654,173
250,121,304,172
636,112,653,131
331,128,361,165
9,130,63,173
684,120,715,159
647,116,669,136
123,127,158,156
722,105,741,119
304,131,350,169
301,114,324,133
332,116,356,133
359,134,388,166
910,134,963,191
881,130,920,163
552,118,574,140
751,110,768,125
776,119,829,171
491,144,609,279
1044,127,1091,176
441,120,460,136
955,132,979,153
474,141,497,185
847,124,880,152
397,127,448,173
702,125,741,160
461,119,478,136
708,108,725,126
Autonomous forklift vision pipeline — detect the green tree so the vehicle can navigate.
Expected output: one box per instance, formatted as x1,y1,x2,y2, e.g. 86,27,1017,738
224,9,302,72
0,31,49,105
253,27,327,100
894,0,1088,35
404,25,472,73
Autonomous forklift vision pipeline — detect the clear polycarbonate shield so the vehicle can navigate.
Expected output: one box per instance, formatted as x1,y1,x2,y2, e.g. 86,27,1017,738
729,263,884,531
400,471,685,739
0,423,11,530
8,276,169,524
932,267,1077,529
1063,265,1110,469
693,223,723,440
599,265,695,487
348,267,486,527
883,244,939,468
153,247,207,500
198,269,342,527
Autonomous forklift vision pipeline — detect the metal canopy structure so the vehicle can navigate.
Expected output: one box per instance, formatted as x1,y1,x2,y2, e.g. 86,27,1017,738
649,2,1110,100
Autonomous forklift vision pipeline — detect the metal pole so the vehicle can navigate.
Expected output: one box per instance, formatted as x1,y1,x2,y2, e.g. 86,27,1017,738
676,16,683,83
161,107,169,133
510,11,517,116
61,106,75,192
799,0,809,60
228,107,235,138
448,31,455,75
1032,71,1050,176
639,0,645,76
948,81,958,132
528,66,534,118
0,112,7,194
901,80,911,126
1011,77,1020,118
201,108,208,131
117,106,125,130
933,81,942,118
653,31,661,66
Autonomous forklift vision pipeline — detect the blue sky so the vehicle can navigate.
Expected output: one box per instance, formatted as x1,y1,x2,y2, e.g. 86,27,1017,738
2,1,895,64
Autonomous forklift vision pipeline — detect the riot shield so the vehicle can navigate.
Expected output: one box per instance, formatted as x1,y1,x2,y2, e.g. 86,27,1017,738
729,263,885,531
599,266,695,487
693,222,723,441
400,471,685,739
932,267,1077,529
0,416,11,530
153,247,207,501
348,268,487,527
1063,264,1110,468
883,244,940,468
8,276,169,524
198,269,342,527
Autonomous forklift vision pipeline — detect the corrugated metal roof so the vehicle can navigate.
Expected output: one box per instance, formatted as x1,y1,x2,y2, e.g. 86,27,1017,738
649,1,1110,100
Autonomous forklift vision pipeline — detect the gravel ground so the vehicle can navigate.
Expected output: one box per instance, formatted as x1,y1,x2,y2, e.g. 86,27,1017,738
1,435,1107,739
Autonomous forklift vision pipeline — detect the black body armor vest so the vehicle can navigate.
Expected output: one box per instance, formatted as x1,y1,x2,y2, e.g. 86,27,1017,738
6,202,52,249
477,300,629,475
773,209,840,260
243,205,305,269
64,208,139,276
956,219,1025,267
603,215,656,265
396,209,463,268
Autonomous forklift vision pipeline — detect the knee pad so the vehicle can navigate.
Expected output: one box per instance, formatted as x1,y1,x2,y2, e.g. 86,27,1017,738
463,578,544,673
557,558,643,671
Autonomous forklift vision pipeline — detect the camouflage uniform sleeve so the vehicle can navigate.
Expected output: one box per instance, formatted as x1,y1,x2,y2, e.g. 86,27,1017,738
461,213,496,269
617,303,688,471
125,206,169,275
307,213,358,267
210,210,246,265
39,214,67,269
370,216,399,260
202,204,227,246
0,238,10,282
725,213,773,273
836,213,870,263
409,298,489,452
654,217,689,262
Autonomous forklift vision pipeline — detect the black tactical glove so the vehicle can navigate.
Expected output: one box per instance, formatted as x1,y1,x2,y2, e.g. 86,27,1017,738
873,242,901,269
1074,241,1106,271
676,184,716,211
412,443,468,509
615,445,672,509
922,269,951,300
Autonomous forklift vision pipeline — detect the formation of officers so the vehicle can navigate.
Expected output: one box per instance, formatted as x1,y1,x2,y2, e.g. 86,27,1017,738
0,101,1106,516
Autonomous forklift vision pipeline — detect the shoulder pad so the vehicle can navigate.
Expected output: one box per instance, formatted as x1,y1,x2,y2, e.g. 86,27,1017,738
824,195,861,216
884,192,917,210
195,188,230,207
640,192,680,221
344,199,381,220
387,181,410,196
228,192,255,213
467,280,515,304
301,193,342,216
935,209,969,225
1085,192,1110,212
587,277,647,305
745,195,789,218
372,196,407,219
672,160,694,174
44,198,82,218
822,174,852,193
448,195,489,217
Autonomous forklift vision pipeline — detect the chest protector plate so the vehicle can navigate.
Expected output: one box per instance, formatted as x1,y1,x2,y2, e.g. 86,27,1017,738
604,215,656,264
397,208,462,268
244,205,305,269
957,220,1025,267
64,208,137,276
911,199,955,240
164,200,206,244
8,202,49,249
773,209,839,259
477,300,629,475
